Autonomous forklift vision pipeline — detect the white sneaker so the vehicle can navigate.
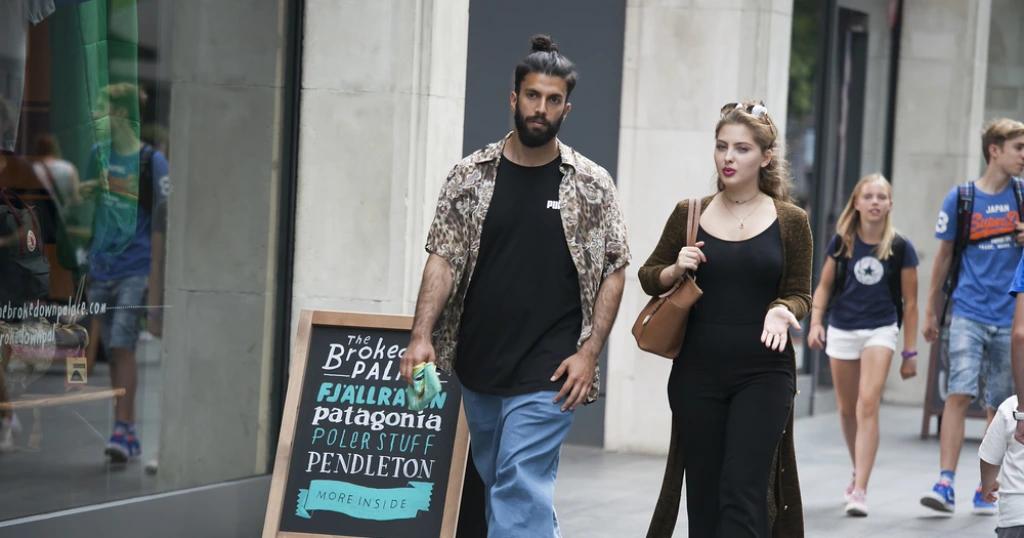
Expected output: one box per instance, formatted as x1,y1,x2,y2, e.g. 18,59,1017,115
844,472,856,503
845,490,868,517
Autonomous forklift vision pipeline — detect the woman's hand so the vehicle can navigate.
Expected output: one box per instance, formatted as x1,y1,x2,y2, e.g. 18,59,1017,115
900,353,918,380
807,323,826,350
674,241,706,274
761,306,801,352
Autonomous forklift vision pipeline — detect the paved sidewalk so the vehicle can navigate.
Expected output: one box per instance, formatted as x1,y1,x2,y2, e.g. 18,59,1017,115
556,404,999,537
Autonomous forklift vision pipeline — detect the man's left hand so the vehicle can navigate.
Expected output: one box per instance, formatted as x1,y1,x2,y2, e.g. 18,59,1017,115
1015,222,1024,246
551,351,596,412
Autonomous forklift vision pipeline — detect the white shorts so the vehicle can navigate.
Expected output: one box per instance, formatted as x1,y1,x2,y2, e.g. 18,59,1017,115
825,324,899,360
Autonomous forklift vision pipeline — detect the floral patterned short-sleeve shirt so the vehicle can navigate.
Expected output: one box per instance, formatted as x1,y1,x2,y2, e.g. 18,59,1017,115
425,133,630,403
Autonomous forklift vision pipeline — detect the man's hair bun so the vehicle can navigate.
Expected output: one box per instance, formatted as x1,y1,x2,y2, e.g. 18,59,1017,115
530,34,558,53
514,34,576,97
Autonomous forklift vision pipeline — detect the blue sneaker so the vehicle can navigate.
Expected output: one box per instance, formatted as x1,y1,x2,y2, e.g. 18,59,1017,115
973,487,997,515
104,424,141,463
921,481,955,513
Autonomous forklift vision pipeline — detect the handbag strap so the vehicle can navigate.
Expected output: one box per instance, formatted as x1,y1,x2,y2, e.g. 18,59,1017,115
685,197,701,246
658,197,703,295
37,160,64,207
0,188,29,255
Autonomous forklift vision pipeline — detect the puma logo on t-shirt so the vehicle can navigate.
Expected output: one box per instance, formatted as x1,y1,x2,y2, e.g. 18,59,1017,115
546,200,561,209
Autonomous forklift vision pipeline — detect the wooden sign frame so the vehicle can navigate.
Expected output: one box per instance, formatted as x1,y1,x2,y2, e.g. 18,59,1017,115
263,310,471,538
920,336,988,438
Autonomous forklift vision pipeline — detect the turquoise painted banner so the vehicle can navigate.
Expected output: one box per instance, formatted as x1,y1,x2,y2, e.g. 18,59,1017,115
295,480,434,521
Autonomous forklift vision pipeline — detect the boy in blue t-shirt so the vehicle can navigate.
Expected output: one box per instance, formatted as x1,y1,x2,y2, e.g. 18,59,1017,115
921,118,1024,514
82,83,170,463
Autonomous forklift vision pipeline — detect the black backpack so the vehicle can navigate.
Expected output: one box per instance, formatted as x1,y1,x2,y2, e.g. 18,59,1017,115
0,188,50,307
137,144,156,216
828,233,908,327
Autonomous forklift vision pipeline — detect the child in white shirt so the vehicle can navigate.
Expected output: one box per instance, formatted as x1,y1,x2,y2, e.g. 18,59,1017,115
980,395,1024,537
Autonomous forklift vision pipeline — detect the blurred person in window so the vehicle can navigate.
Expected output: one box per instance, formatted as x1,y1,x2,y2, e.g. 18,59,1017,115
82,83,169,464
32,133,87,285
32,135,81,210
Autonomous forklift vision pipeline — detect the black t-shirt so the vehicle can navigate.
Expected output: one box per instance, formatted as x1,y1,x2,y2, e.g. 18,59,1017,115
456,154,582,395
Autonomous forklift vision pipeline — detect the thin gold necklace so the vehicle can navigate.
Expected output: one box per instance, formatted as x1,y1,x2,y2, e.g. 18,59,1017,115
721,193,764,230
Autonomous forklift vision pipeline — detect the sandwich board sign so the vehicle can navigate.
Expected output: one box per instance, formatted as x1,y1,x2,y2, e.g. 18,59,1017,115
263,310,470,537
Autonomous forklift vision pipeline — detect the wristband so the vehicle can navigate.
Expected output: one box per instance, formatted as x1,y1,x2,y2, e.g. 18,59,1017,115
901,350,918,360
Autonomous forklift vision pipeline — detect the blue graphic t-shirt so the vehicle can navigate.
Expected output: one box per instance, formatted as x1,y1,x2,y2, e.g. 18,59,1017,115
827,234,918,330
936,182,1022,326
88,145,170,281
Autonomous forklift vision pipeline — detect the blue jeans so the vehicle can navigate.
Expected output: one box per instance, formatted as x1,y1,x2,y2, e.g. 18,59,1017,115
88,274,148,351
948,315,1013,409
461,387,574,538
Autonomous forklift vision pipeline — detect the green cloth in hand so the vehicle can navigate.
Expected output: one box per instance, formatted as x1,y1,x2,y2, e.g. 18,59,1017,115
405,363,442,412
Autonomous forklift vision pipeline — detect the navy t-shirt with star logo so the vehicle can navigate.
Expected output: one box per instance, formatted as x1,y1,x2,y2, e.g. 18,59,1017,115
827,234,918,330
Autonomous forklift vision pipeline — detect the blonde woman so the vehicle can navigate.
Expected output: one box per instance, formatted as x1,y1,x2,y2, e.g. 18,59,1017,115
808,173,919,517
642,101,809,537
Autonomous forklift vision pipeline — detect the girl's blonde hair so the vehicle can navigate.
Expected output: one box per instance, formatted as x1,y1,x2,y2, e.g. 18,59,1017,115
715,100,793,202
835,173,896,259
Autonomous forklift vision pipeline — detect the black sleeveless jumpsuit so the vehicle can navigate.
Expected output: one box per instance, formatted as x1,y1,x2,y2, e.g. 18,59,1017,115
667,219,795,538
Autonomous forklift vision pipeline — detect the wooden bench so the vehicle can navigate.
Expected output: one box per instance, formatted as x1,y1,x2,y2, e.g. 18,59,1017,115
0,386,125,411
1,387,126,451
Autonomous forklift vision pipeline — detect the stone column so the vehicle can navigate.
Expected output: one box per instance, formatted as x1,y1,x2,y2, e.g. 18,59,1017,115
158,0,290,487
606,0,794,453
985,0,1024,121
290,0,468,321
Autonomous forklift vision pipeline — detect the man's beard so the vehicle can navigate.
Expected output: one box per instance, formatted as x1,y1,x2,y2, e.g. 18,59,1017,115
514,102,564,148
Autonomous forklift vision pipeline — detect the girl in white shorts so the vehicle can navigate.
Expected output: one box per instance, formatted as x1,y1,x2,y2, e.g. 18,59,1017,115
808,173,920,517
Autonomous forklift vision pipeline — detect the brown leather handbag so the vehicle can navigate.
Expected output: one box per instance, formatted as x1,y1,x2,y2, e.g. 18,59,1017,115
631,198,703,358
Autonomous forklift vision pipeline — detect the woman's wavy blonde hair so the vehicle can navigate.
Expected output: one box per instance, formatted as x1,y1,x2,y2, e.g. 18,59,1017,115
835,173,896,260
715,100,793,203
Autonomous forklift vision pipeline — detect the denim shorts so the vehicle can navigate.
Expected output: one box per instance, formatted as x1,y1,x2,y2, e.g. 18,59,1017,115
947,315,1012,409
88,274,148,351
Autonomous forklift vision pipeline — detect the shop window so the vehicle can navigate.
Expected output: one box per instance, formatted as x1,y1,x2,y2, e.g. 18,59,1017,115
0,0,290,520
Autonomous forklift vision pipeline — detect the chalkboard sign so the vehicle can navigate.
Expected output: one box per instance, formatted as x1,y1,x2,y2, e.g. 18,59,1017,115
263,310,470,538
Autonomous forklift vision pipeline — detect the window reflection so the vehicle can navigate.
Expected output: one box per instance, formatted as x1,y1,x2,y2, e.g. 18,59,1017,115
0,0,284,521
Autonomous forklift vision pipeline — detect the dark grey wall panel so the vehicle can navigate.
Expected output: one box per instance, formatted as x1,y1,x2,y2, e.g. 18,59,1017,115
463,0,627,447
463,0,627,170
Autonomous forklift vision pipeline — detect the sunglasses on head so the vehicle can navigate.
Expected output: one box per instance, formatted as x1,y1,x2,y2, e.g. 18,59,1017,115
720,101,769,119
